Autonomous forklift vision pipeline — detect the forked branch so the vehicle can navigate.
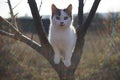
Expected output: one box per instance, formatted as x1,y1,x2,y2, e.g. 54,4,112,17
0,0,101,79
28,0,101,79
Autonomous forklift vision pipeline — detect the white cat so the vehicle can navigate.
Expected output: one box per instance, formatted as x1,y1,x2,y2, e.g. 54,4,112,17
48,4,76,67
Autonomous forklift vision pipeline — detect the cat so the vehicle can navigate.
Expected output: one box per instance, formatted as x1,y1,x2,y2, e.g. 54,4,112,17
48,4,76,67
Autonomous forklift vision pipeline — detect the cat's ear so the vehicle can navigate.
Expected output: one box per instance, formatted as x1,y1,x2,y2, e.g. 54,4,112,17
66,4,72,14
52,4,57,14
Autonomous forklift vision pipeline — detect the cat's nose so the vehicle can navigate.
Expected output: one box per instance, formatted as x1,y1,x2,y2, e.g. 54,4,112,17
60,22,64,24
60,22,64,26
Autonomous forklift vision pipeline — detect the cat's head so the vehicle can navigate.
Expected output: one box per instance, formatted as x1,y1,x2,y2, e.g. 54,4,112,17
51,4,72,28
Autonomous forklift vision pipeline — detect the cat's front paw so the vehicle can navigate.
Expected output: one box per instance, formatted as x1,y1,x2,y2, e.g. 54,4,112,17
54,56,60,64
63,60,71,67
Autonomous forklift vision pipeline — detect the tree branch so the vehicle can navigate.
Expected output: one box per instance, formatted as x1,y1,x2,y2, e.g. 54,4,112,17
83,0,101,34
0,16,18,33
78,0,83,25
77,0,101,37
28,0,56,67
28,0,50,48
71,0,101,76
0,16,42,54
0,29,14,37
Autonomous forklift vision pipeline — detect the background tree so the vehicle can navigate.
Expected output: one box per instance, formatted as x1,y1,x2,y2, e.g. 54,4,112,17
0,0,101,80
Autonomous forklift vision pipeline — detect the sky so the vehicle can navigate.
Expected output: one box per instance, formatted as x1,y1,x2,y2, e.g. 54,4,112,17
0,0,120,18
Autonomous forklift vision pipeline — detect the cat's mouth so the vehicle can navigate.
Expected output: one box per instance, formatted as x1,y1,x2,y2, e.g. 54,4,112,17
59,22,65,26
60,24,65,26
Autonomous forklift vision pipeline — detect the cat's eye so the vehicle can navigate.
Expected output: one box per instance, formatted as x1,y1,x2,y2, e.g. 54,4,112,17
64,16,68,20
56,16,60,20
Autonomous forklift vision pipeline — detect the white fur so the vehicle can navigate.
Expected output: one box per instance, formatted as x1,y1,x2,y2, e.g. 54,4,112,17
48,6,76,67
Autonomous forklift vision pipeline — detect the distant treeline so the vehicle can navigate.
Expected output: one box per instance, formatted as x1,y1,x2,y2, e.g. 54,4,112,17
8,17,50,34
1,12,120,34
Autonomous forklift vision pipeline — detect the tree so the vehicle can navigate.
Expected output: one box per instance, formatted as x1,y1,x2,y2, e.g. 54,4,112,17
0,0,101,80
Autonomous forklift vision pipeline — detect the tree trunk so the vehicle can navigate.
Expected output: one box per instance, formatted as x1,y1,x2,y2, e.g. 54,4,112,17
27,0,101,79
0,0,101,79
59,73,75,80
57,67,75,80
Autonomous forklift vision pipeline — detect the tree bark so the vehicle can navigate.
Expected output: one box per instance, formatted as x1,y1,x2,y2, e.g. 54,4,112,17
78,0,84,25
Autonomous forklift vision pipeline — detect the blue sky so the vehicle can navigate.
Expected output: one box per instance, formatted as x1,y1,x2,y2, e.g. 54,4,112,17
0,0,120,18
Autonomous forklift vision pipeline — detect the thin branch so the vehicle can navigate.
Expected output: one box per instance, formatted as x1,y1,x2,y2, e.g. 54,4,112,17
7,0,19,30
7,0,14,19
39,0,42,12
0,29,14,37
13,0,23,9
0,16,18,33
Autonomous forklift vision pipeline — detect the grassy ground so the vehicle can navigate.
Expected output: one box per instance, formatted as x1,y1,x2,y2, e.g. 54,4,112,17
0,31,120,80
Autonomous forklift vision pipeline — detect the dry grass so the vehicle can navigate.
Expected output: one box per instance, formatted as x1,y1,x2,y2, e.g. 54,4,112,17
0,31,120,80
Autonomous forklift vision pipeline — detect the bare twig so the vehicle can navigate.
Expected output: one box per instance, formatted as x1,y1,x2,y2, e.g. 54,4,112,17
39,0,42,12
13,0,23,9
7,0,19,30
0,29,14,37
